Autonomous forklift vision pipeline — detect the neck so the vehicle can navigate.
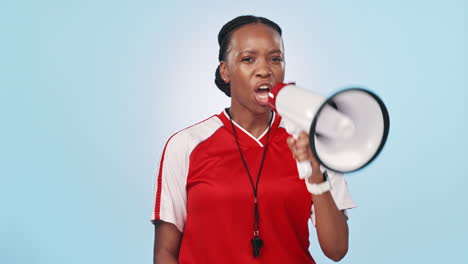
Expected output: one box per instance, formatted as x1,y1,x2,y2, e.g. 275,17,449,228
229,105,272,138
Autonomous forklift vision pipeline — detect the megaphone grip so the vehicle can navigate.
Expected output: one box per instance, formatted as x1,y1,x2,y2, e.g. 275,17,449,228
297,160,312,179
282,119,313,179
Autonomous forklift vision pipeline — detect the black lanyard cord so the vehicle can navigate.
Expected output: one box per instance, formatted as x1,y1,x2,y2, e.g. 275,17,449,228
227,109,272,257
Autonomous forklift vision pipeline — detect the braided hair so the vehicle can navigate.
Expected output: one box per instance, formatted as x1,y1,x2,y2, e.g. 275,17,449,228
215,15,282,97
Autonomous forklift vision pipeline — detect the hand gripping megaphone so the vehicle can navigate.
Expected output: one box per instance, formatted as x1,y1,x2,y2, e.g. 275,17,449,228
268,83,390,179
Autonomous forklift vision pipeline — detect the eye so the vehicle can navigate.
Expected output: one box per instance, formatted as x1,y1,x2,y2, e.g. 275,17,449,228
241,57,254,63
271,57,283,63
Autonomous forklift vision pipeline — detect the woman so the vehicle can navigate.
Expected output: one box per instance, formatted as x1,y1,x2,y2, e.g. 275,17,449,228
152,15,355,264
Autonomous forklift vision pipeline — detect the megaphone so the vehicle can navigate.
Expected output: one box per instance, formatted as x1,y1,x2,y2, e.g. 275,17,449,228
268,83,390,179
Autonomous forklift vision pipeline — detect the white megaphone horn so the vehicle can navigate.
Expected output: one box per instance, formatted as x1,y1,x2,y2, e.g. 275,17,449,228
268,83,390,179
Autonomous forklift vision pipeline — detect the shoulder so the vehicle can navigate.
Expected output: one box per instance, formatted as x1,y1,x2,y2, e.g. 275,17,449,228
164,115,224,157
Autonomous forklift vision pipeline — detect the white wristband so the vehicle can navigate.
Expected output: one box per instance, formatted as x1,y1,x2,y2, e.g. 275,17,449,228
305,178,331,195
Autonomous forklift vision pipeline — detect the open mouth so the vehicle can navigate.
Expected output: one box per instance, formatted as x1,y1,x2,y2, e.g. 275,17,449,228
255,84,271,105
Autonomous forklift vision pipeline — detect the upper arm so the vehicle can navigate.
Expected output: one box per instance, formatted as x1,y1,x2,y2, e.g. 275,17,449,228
153,220,182,264
341,210,349,221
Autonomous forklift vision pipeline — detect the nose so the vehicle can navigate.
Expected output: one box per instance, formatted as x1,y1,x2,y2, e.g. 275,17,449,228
255,59,272,78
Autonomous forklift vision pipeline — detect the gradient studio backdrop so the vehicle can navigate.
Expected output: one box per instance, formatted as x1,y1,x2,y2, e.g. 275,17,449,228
2,0,467,263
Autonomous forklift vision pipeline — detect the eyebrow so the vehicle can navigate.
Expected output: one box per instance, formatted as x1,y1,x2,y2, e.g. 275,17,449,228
239,50,257,55
268,49,283,55
239,49,283,55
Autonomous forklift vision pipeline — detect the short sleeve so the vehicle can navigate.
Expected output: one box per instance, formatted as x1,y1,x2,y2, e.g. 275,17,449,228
310,168,356,226
151,135,190,233
150,116,225,232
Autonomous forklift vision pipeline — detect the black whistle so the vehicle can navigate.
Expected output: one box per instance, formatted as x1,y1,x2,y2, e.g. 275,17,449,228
251,235,263,257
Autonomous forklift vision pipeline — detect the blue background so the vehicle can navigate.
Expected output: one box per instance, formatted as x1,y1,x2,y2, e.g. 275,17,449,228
2,0,467,263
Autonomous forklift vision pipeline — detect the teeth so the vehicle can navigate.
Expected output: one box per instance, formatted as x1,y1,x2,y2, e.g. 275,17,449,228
259,85,269,90
258,94,268,99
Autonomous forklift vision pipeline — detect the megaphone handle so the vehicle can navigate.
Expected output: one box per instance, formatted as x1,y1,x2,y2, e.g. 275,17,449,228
287,125,313,179
292,130,312,179
297,160,312,179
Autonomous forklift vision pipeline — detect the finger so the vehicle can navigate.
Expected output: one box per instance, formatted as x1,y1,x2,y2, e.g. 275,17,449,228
293,133,322,168
287,137,295,150
294,141,310,151
294,138,311,156
298,132,309,141
293,146,308,156
296,134,310,146
294,152,310,161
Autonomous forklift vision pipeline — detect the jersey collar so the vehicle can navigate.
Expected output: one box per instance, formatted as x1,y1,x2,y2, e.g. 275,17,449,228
219,109,280,148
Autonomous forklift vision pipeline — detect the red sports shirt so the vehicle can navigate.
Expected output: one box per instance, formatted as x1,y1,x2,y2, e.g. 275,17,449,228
152,110,355,263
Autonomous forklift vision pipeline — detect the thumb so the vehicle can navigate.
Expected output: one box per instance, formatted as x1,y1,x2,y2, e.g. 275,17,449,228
286,136,295,150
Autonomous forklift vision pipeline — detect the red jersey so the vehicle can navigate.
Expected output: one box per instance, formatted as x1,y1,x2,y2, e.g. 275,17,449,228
152,110,355,263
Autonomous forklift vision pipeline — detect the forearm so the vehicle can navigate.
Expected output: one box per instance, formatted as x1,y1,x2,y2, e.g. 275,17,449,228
287,134,350,261
313,191,349,261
